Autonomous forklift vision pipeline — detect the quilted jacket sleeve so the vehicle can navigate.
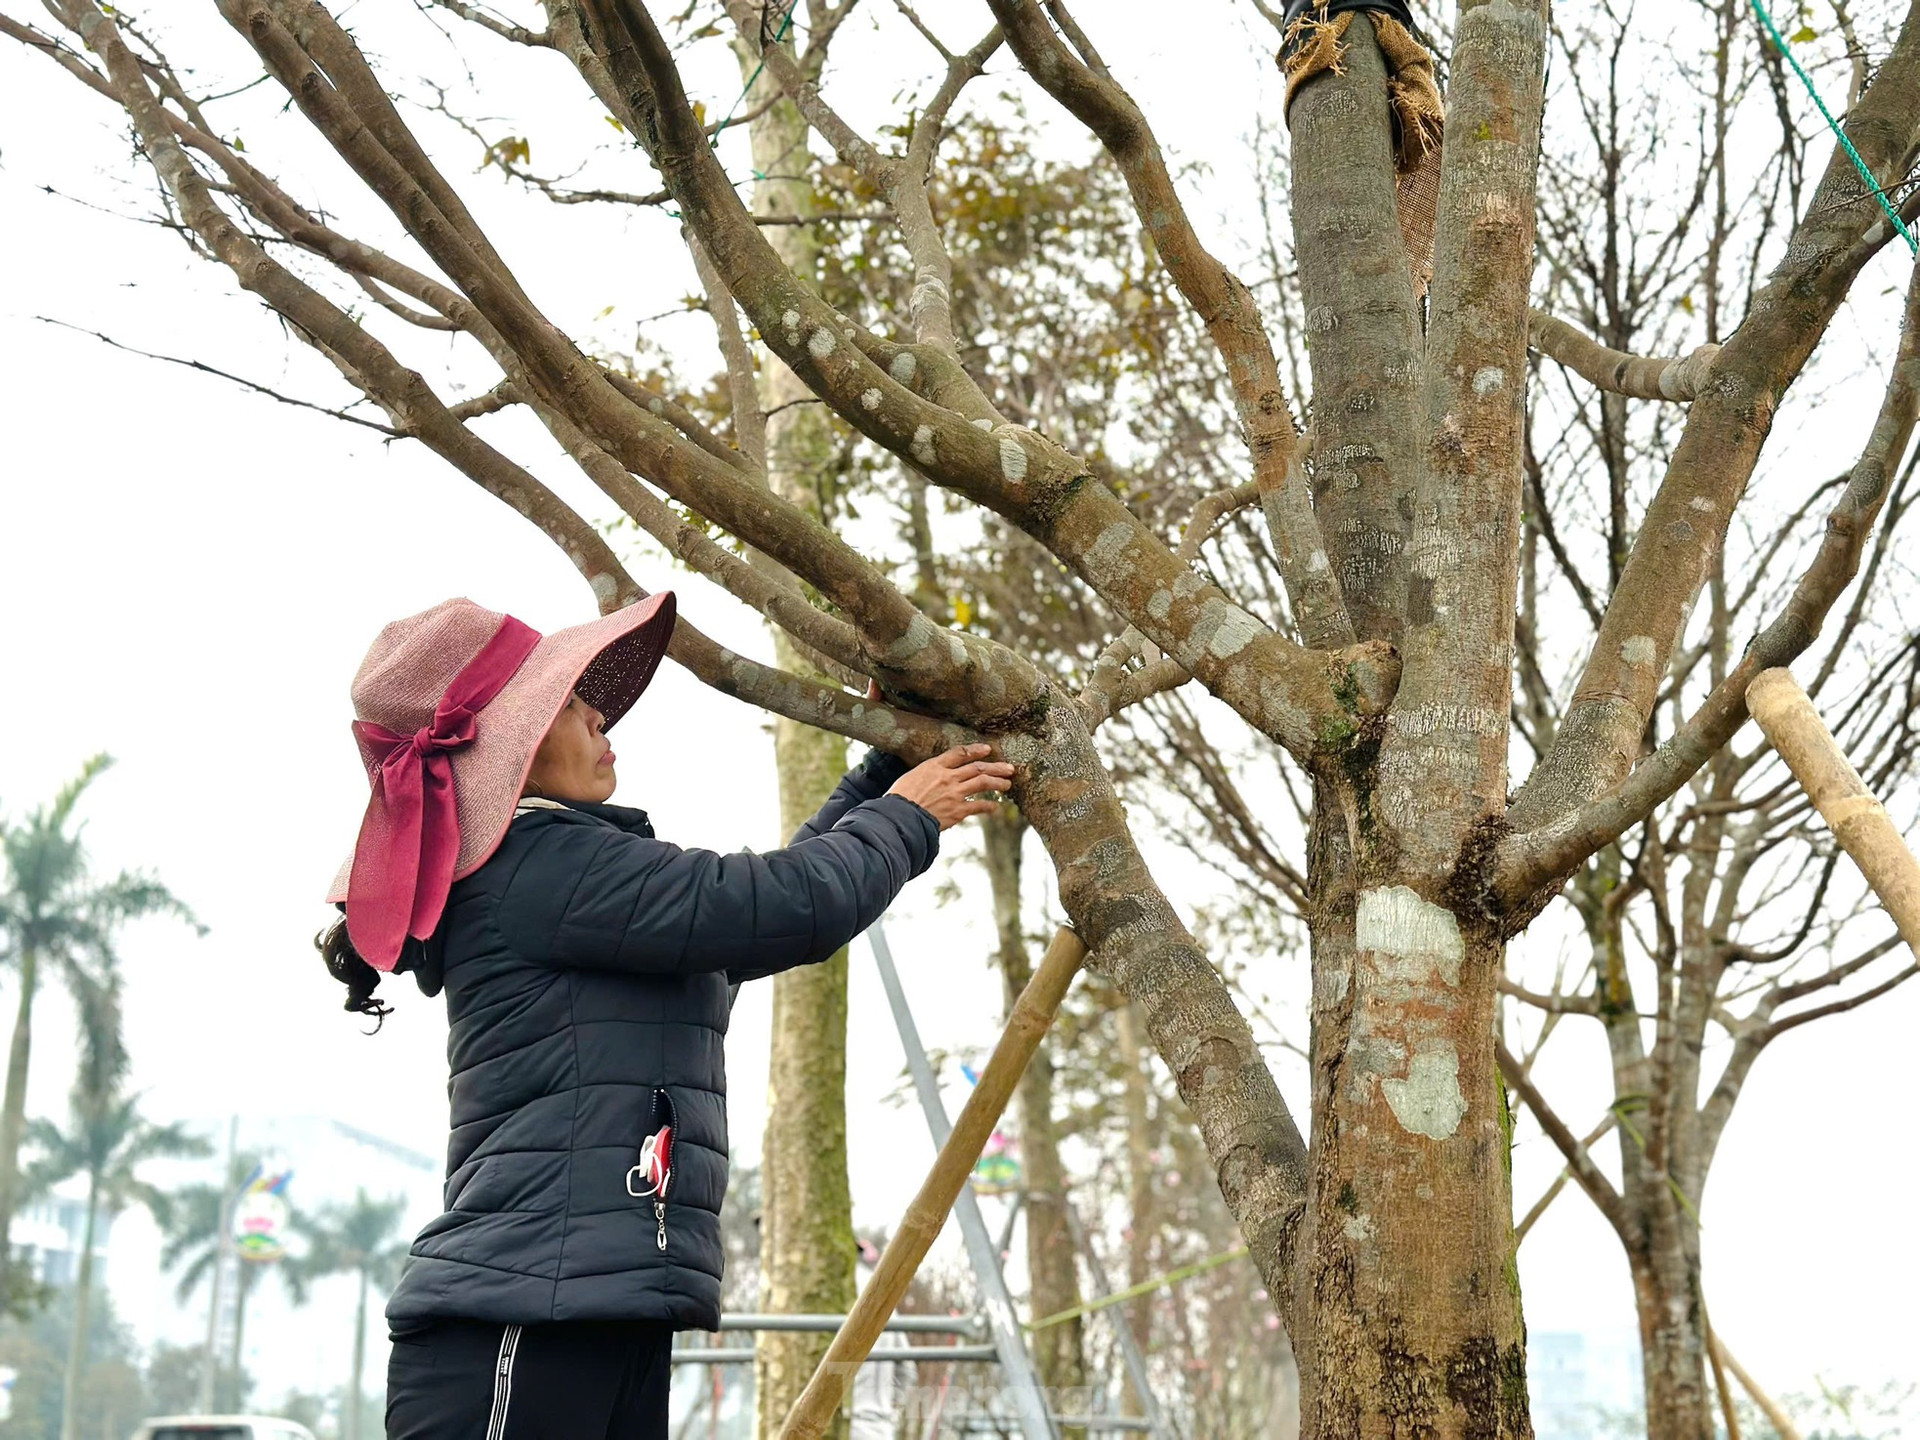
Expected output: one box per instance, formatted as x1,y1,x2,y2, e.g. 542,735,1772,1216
496,793,938,978
788,747,913,842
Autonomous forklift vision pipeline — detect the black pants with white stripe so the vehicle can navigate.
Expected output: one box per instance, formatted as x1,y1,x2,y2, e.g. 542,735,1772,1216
385,1317,673,1439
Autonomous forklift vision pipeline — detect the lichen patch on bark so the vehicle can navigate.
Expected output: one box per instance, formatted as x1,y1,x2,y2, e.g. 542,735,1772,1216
1382,1041,1468,1139
1356,885,1465,985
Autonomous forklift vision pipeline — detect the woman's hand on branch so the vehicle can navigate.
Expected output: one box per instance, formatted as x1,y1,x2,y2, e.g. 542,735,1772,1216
863,680,1014,829
888,745,1014,830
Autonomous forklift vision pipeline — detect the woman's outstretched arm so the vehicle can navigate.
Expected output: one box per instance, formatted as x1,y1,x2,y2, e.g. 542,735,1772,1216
494,797,939,980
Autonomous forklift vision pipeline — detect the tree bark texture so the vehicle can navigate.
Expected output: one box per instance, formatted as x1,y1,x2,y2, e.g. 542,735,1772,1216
751,55,858,1440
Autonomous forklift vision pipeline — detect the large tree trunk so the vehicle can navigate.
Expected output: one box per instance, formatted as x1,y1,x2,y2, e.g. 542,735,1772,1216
0,944,40,1304
1630,1245,1714,1440
1294,891,1528,1440
750,44,857,1439
57,1178,100,1440
982,806,1086,1427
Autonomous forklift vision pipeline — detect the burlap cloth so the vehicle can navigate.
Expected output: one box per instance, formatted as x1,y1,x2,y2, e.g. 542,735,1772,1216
1281,6,1446,296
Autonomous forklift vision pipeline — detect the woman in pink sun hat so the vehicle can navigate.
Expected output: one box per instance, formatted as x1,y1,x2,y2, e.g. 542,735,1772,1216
318,593,1011,1440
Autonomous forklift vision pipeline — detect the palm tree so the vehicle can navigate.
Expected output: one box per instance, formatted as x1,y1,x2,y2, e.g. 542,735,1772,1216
24,973,208,1440
0,755,200,1306
294,1190,411,1440
160,1152,310,1411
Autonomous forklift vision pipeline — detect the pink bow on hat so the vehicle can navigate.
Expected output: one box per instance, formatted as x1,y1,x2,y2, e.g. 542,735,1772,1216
345,616,540,969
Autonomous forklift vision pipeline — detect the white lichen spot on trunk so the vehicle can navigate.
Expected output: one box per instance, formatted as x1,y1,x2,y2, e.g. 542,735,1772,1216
782,308,800,345
860,388,881,411
889,351,917,384
971,417,994,431
1356,886,1465,986
807,327,837,359
1343,1212,1376,1242
998,432,1029,482
1086,521,1134,576
1197,597,1262,659
1382,1042,1468,1140
1621,635,1657,666
911,425,936,465
590,572,619,608
1472,366,1506,395
883,611,940,663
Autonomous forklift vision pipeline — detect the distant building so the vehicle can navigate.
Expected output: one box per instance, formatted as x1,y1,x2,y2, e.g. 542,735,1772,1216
1530,1330,1644,1440
11,1185,114,1290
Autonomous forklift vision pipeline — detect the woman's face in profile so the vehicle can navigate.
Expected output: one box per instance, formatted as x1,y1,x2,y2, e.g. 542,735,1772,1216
525,692,617,804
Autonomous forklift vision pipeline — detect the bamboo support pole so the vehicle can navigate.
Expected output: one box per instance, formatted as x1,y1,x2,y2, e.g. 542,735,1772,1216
1746,668,1920,954
778,924,1089,1440
1711,1332,1805,1440
1703,1310,1744,1440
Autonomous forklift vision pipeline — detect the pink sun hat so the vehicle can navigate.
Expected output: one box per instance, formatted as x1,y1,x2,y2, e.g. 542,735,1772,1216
327,593,676,969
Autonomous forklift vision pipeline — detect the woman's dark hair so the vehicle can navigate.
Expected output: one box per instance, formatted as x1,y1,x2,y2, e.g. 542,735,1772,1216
317,915,395,1031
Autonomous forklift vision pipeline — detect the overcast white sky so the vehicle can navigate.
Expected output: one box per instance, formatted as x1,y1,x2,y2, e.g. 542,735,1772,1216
0,0,1914,1419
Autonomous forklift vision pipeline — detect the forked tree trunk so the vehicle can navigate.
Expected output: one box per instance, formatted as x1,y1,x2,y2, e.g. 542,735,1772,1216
750,61,858,1440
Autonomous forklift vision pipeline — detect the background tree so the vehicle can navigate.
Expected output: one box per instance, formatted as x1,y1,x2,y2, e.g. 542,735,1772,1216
145,1339,253,1421
0,1287,154,1440
161,1151,313,1413
291,1190,409,1440
0,756,199,1311
21,973,209,1440
1480,6,1920,1437
4,2,1917,1435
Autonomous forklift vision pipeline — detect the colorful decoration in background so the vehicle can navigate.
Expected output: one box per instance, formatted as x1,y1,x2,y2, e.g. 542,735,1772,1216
958,1062,1022,1193
971,1131,1021,1193
232,1168,294,1262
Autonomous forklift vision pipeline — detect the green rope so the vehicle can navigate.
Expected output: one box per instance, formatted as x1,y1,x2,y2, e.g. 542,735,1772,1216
711,1,796,164
1026,1246,1252,1332
664,3,797,216
1749,0,1917,255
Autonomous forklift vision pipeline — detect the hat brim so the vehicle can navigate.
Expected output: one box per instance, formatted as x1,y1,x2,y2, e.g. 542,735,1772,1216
326,592,676,904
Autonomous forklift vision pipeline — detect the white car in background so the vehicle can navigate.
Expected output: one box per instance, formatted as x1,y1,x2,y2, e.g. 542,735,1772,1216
129,1418,317,1440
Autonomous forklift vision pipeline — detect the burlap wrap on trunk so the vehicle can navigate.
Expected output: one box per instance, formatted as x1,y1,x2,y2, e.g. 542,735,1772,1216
1281,8,1446,297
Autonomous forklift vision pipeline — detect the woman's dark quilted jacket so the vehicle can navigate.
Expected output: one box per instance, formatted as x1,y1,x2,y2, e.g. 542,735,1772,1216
384,748,936,1330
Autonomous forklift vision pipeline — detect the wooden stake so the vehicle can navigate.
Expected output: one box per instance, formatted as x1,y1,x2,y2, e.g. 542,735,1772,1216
778,924,1088,1440
1703,1309,1744,1440
1746,668,1920,953
1712,1332,1805,1440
